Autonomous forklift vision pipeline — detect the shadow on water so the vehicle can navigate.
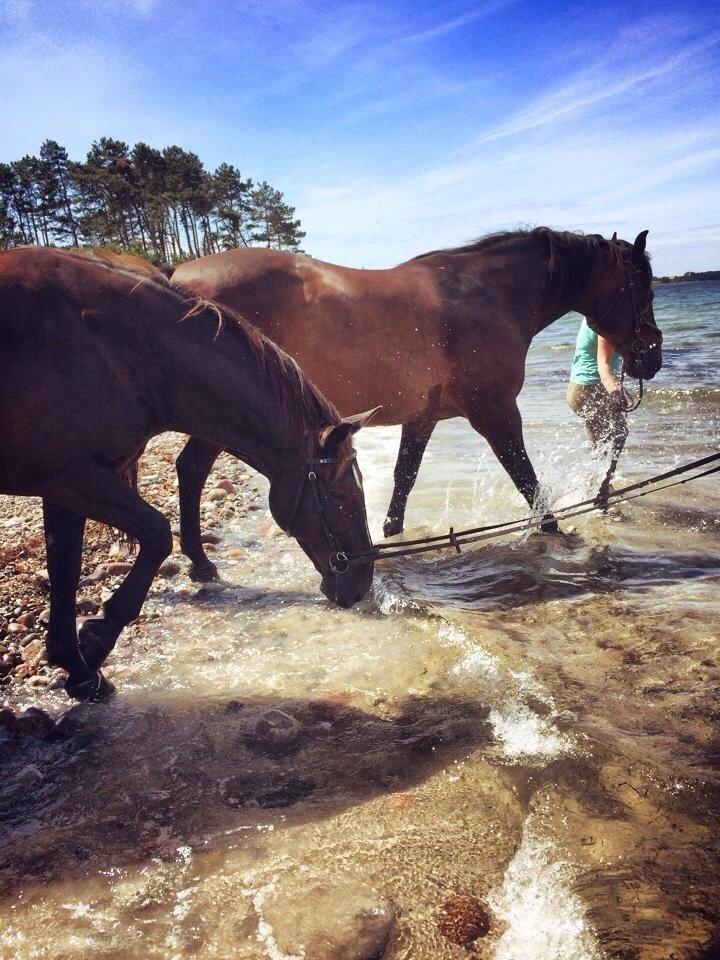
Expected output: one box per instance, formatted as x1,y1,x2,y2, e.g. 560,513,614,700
388,533,720,611
0,693,492,895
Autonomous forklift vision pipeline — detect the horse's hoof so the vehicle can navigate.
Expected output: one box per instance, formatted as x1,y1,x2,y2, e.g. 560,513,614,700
65,671,116,702
189,559,220,582
383,518,404,538
77,617,118,672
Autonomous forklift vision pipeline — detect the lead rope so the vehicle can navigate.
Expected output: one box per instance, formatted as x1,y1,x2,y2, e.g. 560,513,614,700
342,450,720,566
618,364,644,412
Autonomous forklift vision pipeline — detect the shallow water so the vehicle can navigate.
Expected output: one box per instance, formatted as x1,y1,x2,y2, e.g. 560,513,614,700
1,283,719,959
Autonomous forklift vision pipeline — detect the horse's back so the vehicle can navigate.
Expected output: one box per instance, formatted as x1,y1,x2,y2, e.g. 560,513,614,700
172,249,449,422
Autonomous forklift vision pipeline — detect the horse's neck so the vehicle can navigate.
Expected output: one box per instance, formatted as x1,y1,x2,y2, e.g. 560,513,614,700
469,239,590,335
451,244,560,339
157,317,303,475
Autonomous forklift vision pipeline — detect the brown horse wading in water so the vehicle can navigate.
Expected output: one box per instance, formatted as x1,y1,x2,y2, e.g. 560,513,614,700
172,228,662,581
0,247,377,700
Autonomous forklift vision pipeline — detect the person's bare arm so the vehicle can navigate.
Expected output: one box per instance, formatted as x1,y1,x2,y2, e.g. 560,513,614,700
597,336,620,395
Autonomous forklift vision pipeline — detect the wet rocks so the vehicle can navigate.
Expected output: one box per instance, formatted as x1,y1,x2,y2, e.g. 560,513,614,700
200,532,222,545
215,479,237,495
0,433,254,696
437,894,491,946
54,702,105,739
158,560,181,578
105,561,134,577
14,707,55,739
0,706,55,740
246,708,302,753
261,875,396,960
77,597,101,616
0,707,15,732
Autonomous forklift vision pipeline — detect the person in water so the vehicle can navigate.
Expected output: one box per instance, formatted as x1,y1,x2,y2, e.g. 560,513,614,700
567,317,628,506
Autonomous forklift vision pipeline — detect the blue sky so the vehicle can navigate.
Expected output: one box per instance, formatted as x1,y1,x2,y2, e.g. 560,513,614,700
2,0,719,273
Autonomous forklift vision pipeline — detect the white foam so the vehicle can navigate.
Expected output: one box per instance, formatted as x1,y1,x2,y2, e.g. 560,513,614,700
243,877,304,960
438,623,574,761
489,703,571,760
489,828,601,960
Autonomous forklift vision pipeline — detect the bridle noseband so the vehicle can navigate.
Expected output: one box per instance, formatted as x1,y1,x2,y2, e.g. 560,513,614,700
282,452,358,575
594,259,656,412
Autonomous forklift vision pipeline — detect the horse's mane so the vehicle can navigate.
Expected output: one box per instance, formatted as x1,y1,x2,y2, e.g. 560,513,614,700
53,247,346,455
68,247,171,282
411,227,652,312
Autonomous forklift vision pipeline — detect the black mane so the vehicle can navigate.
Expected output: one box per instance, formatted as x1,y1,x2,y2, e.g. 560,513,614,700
54,247,344,444
411,226,652,314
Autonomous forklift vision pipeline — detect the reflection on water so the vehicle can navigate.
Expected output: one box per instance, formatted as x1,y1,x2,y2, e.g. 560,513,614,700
1,284,719,958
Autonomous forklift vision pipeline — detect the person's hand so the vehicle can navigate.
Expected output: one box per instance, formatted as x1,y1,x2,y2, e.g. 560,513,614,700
607,388,624,412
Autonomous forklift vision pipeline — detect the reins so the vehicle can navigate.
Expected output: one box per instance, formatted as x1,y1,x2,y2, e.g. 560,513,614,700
282,451,357,575
594,257,655,414
618,368,644,412
340,451,720,567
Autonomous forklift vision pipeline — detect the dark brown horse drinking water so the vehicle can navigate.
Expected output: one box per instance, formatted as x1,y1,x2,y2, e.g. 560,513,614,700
172,228,662,580
0,247,377,700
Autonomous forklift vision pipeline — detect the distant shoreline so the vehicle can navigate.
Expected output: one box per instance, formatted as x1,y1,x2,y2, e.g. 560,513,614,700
653,270,720,284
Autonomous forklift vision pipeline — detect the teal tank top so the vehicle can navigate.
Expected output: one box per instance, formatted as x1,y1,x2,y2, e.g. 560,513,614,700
569,318,621,385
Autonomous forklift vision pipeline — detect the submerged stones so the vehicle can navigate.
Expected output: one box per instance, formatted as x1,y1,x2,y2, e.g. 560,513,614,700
437,894,491,946
13,707,55,739
0,706,56,741
260,875,396,960
246,708,302,753
0,701,106,746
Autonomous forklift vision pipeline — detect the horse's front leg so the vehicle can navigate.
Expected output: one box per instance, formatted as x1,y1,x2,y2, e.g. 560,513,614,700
44,461,173,695
176,436,224,581
383,420,437,537
42,502,114,700
467,398,559,533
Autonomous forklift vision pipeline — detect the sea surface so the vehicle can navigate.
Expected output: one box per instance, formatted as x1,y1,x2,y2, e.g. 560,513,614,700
1,282,719,959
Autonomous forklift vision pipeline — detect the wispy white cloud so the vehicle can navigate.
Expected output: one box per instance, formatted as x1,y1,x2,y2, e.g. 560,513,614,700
0,4,717,274
395,0,514,46
281,17,720,274
474,31,720,146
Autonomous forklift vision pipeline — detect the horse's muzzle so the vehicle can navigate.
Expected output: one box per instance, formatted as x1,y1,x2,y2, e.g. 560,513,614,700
321,564,374,608
628,348,662,380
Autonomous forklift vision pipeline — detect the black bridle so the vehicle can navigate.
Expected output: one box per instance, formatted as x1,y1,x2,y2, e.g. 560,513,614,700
282,452,358,575
593,258,656,413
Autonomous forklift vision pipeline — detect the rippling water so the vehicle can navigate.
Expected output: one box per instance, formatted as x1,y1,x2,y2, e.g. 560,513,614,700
1,283,719,959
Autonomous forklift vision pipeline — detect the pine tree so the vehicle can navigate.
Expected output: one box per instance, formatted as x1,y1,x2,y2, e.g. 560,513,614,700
38,140,79,245
70,138,140,247
0,138,306,259
211,163,253,250
249,181,306,250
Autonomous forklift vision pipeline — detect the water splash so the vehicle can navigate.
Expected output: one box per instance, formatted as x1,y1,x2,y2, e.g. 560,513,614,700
489,825,601,960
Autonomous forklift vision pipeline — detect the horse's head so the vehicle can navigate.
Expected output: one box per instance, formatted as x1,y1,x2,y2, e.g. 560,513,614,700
268,408,379,608
585,230,662,380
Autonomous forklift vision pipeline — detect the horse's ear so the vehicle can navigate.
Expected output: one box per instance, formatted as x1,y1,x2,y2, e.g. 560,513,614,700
319,406,382,449
344,405,382,433
632,230,649,262
611,231,617,242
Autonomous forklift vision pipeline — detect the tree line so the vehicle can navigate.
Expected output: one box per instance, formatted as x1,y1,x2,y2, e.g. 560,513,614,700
0,138,306,262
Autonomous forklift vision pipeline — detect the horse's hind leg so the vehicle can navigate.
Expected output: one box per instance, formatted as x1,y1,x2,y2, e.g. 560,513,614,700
467,398,559,533
44,461,172,692
42,502,114,700
176,436,224,581
383,420,437,537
